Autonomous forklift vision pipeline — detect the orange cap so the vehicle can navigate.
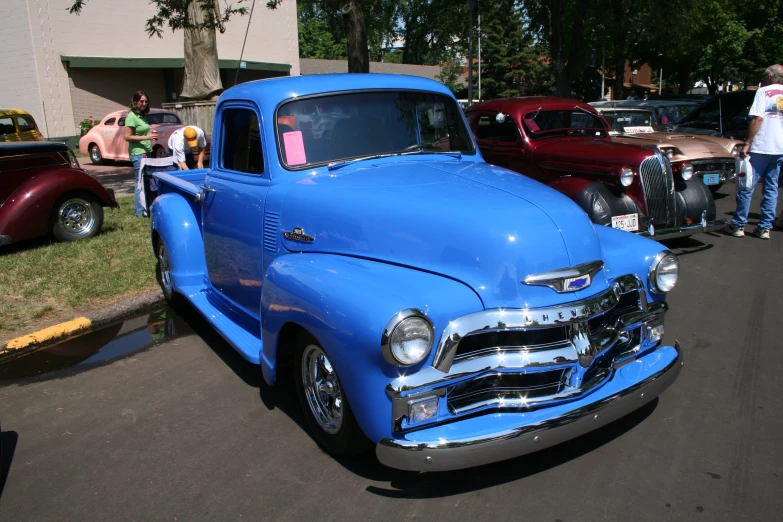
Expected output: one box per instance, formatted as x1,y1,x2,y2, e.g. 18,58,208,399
184,126,198,147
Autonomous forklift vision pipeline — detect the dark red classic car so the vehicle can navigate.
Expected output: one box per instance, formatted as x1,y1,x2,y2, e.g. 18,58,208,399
0,142,118,246
465,97,726,239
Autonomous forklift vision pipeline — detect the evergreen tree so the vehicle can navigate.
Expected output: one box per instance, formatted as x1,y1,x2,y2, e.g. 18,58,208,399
478,0,551,99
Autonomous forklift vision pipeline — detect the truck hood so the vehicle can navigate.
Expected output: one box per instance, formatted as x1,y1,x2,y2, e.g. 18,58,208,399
612,133,735,159
533,137,651,170
277,159,609,309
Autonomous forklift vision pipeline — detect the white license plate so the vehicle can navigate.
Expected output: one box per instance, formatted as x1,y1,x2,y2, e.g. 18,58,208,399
611,213,639,232
703,173,721,185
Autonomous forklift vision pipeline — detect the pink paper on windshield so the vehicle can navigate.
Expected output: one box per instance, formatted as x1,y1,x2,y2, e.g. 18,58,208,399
283,131,307,165
524,118,540,132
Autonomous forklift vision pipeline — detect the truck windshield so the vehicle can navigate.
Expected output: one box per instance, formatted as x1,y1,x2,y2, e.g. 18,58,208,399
522,109,608,139
276,91,475,168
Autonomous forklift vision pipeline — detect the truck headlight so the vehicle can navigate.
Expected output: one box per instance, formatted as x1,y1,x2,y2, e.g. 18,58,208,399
620,167,634,187
681,163,694,180
381,309,434,366
649,251,679,293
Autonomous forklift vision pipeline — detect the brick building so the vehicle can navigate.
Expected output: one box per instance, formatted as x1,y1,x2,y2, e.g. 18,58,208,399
1,0,299,144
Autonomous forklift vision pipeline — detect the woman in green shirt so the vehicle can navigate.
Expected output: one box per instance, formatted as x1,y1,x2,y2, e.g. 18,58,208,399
124,91,156,216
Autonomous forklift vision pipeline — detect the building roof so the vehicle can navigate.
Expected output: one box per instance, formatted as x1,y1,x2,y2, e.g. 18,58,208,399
299,59,447,82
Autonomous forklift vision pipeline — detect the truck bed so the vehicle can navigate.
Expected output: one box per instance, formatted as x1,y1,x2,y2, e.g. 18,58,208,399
153,168,208,198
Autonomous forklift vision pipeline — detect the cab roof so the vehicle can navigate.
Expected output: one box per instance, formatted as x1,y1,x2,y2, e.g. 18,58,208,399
217,73,456,115
465,97,599,118
0,108,34,117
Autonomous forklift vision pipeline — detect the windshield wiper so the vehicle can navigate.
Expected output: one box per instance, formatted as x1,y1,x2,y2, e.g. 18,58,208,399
328,153,404,171
401,150,462,159
327,150,462,170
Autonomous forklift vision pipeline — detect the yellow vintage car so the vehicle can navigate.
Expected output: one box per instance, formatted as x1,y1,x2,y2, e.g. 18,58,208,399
0,108,43,142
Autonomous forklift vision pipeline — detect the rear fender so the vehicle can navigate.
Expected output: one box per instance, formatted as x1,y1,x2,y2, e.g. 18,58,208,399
150,193,207,289
0,168,116,241
261,253,483,442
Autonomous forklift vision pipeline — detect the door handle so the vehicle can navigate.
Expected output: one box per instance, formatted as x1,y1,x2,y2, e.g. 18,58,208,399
195,185,215,204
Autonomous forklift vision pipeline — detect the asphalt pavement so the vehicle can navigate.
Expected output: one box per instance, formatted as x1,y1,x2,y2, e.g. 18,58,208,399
0,185,781,521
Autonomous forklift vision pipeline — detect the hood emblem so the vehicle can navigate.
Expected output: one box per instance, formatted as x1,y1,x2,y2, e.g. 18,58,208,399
522,260,604,293
283,227,314,243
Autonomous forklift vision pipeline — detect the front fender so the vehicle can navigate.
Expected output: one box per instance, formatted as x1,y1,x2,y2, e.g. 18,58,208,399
594,224,668,304
261,254,484,443
150,193,206,289
0,168,116,241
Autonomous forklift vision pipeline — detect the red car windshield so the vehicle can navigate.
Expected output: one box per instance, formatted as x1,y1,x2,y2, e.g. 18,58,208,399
522,109,608,139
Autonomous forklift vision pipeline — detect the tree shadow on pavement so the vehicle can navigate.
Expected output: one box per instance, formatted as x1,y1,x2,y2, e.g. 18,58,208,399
0,428,18,500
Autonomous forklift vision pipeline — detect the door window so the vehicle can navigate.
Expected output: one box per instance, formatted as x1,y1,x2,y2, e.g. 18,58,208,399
0,117,14,134
472,114,519,142
104,118,116,126
221,108,263,174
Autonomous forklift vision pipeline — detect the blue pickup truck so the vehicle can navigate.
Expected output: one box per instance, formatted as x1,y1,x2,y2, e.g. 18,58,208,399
149,74,683,472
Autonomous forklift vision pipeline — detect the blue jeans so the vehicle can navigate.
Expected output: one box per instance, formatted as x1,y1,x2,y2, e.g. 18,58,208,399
733,153,783,230
130,154,146,217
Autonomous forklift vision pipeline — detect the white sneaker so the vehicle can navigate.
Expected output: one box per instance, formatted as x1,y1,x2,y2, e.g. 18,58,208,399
731,225,745,237
752,227,770,240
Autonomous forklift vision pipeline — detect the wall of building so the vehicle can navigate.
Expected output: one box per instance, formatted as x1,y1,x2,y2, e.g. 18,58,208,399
68,68,167,128
45,0,299,74
0,0,44,135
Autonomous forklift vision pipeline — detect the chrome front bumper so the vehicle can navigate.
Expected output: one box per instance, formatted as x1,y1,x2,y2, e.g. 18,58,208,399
376,341,682,472
640,218,727,240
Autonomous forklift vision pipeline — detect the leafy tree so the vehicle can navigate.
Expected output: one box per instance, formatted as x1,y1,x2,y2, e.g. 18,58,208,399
298,2,347,59
398,0,469,66
436,59,464,94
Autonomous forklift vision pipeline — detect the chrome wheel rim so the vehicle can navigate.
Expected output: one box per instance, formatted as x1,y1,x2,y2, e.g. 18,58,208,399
90,145,101,163
58,198,96,236
157,242,173,297
302,345,343,434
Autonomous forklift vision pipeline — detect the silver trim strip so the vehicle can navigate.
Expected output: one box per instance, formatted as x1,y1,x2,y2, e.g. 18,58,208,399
432,275,641,372
376,341,683,472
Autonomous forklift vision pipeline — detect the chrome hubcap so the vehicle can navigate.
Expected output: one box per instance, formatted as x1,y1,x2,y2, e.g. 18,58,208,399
59,198,95,235
157,242,173,296
302,345,343,434
90,146,101,162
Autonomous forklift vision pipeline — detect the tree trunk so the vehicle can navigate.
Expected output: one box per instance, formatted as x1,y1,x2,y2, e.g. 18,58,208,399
613,58,626,100
180,0,223,100
342,0,369,73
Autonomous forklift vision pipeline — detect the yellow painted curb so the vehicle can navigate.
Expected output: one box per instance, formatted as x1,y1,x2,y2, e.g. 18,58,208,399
4,317,93,351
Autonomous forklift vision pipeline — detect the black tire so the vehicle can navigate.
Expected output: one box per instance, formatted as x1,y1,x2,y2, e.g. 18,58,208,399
152,146,168,159
294,332,370,457
573,182,640,226
51,193,104,242
88,143,104,165
678,180,717,222
155,237,183,307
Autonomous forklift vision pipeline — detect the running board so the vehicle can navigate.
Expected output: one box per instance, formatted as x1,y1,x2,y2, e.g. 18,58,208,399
180,286,263,364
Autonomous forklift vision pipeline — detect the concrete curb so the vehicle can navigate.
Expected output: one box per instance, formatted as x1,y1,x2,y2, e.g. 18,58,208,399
0,289,165,362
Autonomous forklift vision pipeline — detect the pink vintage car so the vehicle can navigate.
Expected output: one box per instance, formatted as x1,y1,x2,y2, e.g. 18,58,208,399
78,109,186,164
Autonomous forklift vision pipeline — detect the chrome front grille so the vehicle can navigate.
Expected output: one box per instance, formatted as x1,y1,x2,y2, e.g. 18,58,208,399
386,276,669,433
691,159,735,180
639,154,676,228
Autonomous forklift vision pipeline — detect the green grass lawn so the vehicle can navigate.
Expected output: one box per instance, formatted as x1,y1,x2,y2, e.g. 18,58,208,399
0,195,158,335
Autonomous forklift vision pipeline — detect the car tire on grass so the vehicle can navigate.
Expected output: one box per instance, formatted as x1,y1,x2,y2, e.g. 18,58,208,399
51,192,104,242
89,143,104,165
294,332,371,457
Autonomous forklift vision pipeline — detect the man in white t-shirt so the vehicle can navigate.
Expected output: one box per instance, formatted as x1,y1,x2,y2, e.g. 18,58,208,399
167,126,207,170
732,64,783,239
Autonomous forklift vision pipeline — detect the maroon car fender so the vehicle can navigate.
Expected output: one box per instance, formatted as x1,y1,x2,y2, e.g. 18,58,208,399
0,167,117,242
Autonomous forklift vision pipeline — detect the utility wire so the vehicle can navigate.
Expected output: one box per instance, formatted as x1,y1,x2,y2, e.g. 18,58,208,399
235,0,257,86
